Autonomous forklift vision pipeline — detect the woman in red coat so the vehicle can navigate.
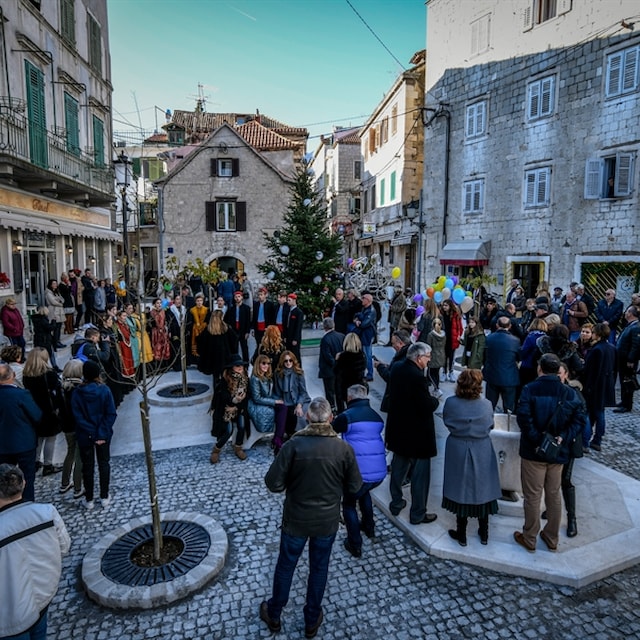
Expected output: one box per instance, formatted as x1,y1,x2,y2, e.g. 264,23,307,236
440,299,463,382
115,309,136,378
0,298,26,358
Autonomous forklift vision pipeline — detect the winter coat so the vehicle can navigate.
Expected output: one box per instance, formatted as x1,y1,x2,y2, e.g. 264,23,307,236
0,384,41,454
248,375,276,433
318,330,344,379
536,335,584,378
0,501,70,637
211,372,249,438
23,370,64,437
45,288,65,323
0,303,25,338
595,297,624,331
442,396,501,505
442,311,463,349
197,330,232,378
265,421,362,537
416,312,435,343
520,330,546,370
272,368,310,408
426,330,446,368
58,281,74,309
388,292,407,329
334,350,366,402
70,381,117,447
483,330,521,387
93,286,106,312
332,398,387,483
31,314,54,351
583,340,617,412
354,304,376,346
461,330,486,370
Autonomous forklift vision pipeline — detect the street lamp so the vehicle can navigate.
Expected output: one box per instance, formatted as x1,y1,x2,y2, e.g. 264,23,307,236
114,151,133,292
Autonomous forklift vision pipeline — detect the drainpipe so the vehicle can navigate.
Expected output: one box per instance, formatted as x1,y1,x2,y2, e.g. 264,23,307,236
157,184,164,276
0,7,10,104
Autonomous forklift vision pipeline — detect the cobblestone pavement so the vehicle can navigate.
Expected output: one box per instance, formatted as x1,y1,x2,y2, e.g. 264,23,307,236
40,400,640,640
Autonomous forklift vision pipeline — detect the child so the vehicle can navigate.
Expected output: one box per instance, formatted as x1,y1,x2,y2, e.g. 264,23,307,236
426,317,446,396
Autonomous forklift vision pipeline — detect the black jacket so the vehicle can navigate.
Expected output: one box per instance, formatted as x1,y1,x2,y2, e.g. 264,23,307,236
318,330,345,379
251,300,276,332
331,298,350,334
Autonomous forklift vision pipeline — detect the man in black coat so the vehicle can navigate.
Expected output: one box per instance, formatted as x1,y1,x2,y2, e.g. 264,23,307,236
385,342,440,525
614,305,640,413
330,288,350,335
166,295,191,371
318,318,344,413
251,287,276,353
374,329,411,413
284,293,304,361
224,290,251,362
274,290,290,334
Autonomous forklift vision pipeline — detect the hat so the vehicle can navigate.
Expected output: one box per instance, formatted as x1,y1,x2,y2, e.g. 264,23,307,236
536,303,549,312
258,286,268,294
82,360,101,381
225,355,248,369
553,287,562,292
486,297,497,304
287,293,297,300
233,290,243,297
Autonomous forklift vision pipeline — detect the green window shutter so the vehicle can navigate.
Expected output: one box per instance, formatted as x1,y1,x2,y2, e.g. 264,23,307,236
64,92,79,155
60,0,76,46
380,178,385,206
88,14,102,74
148,159,161,181
92,115,104,166
25,60,48,169
132,157,141,176
390,171,396,200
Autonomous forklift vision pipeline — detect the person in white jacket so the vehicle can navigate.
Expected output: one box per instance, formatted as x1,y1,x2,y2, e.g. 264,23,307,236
0,464,70,638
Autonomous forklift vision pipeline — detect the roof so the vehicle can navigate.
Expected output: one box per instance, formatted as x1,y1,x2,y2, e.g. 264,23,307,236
333,127,360,145
144,132,168,144
235,120,299,151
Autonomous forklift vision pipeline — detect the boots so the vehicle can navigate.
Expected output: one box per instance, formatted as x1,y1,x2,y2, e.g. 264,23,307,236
210,446,222,464
563,486,578,538
448,516,468,546
478,516,489,545
234,445,247,461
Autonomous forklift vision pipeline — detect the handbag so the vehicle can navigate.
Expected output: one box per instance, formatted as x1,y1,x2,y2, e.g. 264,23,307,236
622,374,640,391
537,431,562,462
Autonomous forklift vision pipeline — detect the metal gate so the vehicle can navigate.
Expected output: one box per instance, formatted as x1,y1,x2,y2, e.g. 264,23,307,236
580,261,640,310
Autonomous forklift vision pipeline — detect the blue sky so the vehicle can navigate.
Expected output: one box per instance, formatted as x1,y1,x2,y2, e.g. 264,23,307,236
108,0,427,143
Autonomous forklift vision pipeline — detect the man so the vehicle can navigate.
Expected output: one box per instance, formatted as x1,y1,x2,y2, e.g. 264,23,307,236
0,297,26,358
346,289,363,332
218,275,236,308
81,268,96,323
595,289,624,344
374,329,411,412
483,316,521,412
275,290,290,334
167,295,190,371
506,278,520,304
549,287,564,315
330,287,350,335
251,287,276,351
614,305,640,414
332,385,386,557
562,291,588,341
479,297,500,331
491,302,524,342
285,293,304,362
260,397,361,638
514,354,585,553
0,364,42,502
576,283,596,316
241,271,253,308
318,317,344,413
180,285,196,310
0,464,70,639
224,290,251,362
72,327,110,371
353,292,376,380
385,342,440,524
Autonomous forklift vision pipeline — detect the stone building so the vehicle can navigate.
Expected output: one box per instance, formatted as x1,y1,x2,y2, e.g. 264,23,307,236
422,0,640,303
0,0,117,314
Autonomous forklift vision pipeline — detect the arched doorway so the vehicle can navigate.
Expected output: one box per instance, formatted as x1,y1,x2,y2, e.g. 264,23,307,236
211,256,245,277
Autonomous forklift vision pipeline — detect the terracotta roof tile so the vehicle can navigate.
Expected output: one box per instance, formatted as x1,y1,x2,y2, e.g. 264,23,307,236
234,120,299,150
169,110,307,137
144,132,168,144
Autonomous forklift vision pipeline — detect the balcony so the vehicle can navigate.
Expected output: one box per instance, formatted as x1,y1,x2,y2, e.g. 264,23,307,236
0,106,114,206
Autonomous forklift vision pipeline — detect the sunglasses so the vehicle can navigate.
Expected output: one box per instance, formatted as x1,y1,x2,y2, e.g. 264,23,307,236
283,358,293,363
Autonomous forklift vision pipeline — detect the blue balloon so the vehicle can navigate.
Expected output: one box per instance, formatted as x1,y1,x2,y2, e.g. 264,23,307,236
161,298,170,309
434,291,443,304
445,278,454,290
452,288,466,304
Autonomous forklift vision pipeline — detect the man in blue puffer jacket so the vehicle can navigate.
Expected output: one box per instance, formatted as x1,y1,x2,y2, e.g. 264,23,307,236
333,384,387,557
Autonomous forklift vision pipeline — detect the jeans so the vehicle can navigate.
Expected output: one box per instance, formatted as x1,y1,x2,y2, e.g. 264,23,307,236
78,440,111,501
589,408,606,445
2,607,48,640
36,436,56,466
389,454,432,523
362,343,373,378
268,531,336,628
62,432,83,491
485,383,517,413
0,449,36,502
274,404,298,451
343,480,382,549
215,415,245,449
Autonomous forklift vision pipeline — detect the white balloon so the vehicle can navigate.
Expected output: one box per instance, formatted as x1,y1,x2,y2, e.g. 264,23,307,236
441,287,451,300
460,297,474,313
280,245,290,256
313,275,322,284
267,271,275,280
303,198,312,206
315,251,323,260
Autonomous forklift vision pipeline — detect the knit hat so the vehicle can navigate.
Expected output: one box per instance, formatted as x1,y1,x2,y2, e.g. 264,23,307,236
287,293,297,300
82,360,101,381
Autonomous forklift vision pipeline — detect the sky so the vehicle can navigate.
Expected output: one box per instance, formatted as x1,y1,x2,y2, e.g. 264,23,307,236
107,0,427,146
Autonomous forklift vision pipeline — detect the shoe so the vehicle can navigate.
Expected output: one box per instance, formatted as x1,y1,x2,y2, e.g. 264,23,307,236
42,464,63,476
433,389,443,399
59,482,73,494
360,523,375,539
567,517,578,538
35,461,43,472
210,446,222,464
613,407,630,413
343,538,362,558
410,513,438,525
365,376,374,382
83,499,95,510
440,372,446,383
101,494,111,508
513,531,535,553
541,510,548,520
389,499,407,516
233,445,247,461
448,529,467,547
590,442,602,452
305,609,323,639
259,601,281,633
56,342,65,349
540,530,558,551
448,371,456,382
73,489,85,499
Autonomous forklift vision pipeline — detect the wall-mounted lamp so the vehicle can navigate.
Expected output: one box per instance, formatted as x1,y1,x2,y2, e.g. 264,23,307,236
66,244,73,254
12,240,23,253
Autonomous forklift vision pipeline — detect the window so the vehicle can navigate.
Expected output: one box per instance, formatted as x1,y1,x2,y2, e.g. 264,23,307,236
523,0,570,29
466,101,486,138
331,200,338,217
205,201,247,232
524,167,550,207
381,117,389,144
463,179,485,213
25,61,47,168
527,76,555,120
349,197,361,215
470,13,491,56
354,160,362,181
370,184,376,210
391,104,398,135
210,158,239,177
363,190,368,214
63,92,79,155
390,171,396,201
368,128,377,154
92,115,104,166
60,0,75,46
380,178,385,206
605,45,640,98
584,153,635,199
87,13,102,74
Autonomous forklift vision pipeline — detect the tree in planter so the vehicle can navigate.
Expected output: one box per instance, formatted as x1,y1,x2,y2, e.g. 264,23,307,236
258,162,342,322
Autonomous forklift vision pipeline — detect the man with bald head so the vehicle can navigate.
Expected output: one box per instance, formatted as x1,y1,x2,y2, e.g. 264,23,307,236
482,316,521,412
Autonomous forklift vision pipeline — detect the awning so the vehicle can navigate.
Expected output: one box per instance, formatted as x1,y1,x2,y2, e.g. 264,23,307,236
375,232,395,244
0,210,119,241
391,234,415,247
439,240,491,266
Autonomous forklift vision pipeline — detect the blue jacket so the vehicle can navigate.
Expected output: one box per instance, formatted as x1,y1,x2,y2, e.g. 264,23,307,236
595,297,623,330
0,385,41,454
483,329,521,387
70,382,117,447
332,398,387,483
355,305,377,346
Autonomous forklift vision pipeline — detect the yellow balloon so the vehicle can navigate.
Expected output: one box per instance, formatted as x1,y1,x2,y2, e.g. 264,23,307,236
434,282,443,291
438,275,446,284
391,267,401,279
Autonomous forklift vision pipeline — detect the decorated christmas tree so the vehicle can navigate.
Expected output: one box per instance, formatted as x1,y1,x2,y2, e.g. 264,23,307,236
258,161,342,321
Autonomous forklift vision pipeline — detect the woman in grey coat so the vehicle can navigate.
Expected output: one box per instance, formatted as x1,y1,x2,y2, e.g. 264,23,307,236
248,355,282,433
442,369,501,546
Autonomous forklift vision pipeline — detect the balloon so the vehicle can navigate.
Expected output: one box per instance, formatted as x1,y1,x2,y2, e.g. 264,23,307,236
426,287,435,299
163,282,172,291
442,287,451,300
434,282,443,291
434,291,443,303
161,298,170,309
466,290,472,297
315,251,323,260
413,293,423,304
460,297,474,313
416,305,425,316
391,267,401,279
452,288,466,304
280,245,290,255
452,276,458,285
303,198,312,206
313,275,322,284
119,280,126,289
445,278,454,289
347,258,354,265
438,275,446,284
267,271,275,280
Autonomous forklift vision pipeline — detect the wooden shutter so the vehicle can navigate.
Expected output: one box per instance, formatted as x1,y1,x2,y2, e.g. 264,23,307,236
235,202,247,231
466,105,475,137
390,171,396,200
232,158,240,177
522,4,533,31
606,51,623,96
615,153,634,197
537,168,549,205
464,182,473,212
25,60,48,168
528,81,540,119
540,77,554,115
205,202,216,231
92,115,104,166
88,14,102,74
622,47,639,93
61,0,76,46
524,171,536,205
210,159,217,176
584,158,602,199
64,92,79,155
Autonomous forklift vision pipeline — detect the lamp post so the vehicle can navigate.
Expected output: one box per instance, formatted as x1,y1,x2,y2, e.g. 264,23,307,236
114,151,133,294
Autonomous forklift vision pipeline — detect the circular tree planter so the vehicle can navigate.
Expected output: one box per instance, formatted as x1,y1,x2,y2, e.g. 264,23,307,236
82,511,227,609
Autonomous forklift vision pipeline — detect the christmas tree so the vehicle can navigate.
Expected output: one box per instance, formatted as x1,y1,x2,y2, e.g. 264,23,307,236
258,161,343,321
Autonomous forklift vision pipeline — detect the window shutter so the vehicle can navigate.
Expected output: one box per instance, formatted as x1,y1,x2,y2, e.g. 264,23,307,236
606,51,623,96
25,60,48,168
540,77,554,115
474,181,483,211
584,158,602,199
466,105,474,137
92,115,104,166
476,101,485,134
528,82,540,119
61,0,76,46
464,183,473,211
615,153,634,196
210,159,218,176
522,4,533,31
64,92,79,155
622,47,639,93
390,171,396,200
205,202,216,231
557,0,572,16
235,202,247,231
232,158,240,177
132,157,142,176
525,172,536,205
537,169,549,205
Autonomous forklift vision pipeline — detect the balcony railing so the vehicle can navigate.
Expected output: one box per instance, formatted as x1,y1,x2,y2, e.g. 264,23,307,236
0,109,113,196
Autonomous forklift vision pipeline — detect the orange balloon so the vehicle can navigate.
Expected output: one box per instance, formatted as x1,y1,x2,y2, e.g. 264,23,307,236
426,287,435,298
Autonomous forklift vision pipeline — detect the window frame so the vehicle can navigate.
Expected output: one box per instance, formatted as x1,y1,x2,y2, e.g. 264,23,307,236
465,100,487,139
87,13,102,75
584,152,635,199
527,75,555,121
210,158,239,177
524,166,551,207
605,45,640,98
463,178,485,214
205,200,247,232
354,160,362,181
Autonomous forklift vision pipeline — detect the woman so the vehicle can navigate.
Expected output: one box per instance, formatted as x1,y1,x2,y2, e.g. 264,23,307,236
272,350,310,454
0,297,26,358
520,298,537,333
254,324,285,371
99,315,126,407
426,317,446,396
45,279,65,350
190,293,209,359
511,286,527,315
197,310,232,383
22,347,64,476
32,306,60,372
115,309,136,378
58,272,75,335
574,323,594,361
398,307,417,335
93,279,107,317
442,369,501,546
519,318,548,387
60,359,84,498
537,324,584,379
334,333,366,413
0,344,24,387
125,302,150,369
440,300,463,382
148,298,171,369
387,286,407,344
416,298,438,343
248,354,283,433
461,316,486,371
209,355,250,463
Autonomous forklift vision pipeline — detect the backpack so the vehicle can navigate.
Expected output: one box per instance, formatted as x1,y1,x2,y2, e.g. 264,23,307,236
74,342,89,363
